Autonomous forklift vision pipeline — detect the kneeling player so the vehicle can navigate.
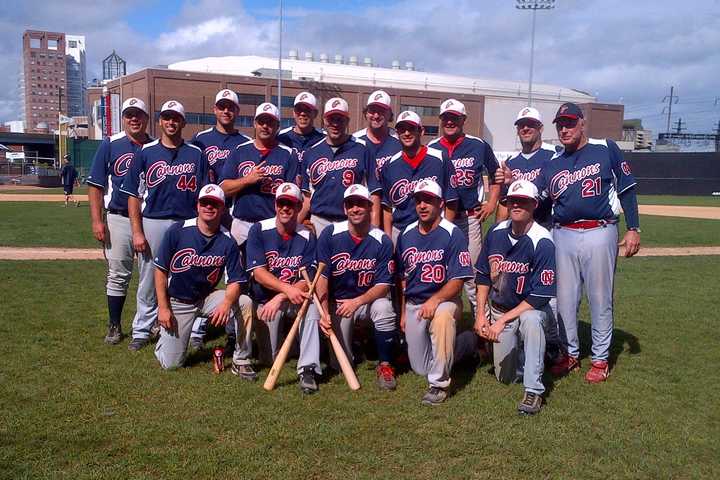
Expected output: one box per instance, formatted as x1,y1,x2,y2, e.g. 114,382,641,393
474,180,556,415
396,180,475,405
315,184,397,390
153,185,252,370
245,183,322,394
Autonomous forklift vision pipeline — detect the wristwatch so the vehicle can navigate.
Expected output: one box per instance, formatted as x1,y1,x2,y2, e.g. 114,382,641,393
628,227,642,233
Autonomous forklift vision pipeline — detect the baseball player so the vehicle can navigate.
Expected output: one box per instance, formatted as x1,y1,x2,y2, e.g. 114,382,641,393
277,91,325,164
428,99,500,317
537,102,641,383
245,182,322,393
475,179,556,415
87,97,153,344
381,110,458,244
495,107,561,359
60,155,80,207
315,184,398,390
191,89,251,184
299,97,379,236
219,102,299,246
353,90,402,226
396,179,476,405
120,100,209,351
153,184,252,370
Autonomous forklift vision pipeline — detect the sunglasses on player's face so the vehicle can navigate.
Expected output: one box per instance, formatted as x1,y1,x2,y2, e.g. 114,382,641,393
555,117,580,130
199,199,222,209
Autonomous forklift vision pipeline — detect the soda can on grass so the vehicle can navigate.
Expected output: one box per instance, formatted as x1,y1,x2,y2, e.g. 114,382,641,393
213,346,224,374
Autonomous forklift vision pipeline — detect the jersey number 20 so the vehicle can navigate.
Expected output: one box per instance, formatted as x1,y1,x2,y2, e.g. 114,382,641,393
420,264,445,283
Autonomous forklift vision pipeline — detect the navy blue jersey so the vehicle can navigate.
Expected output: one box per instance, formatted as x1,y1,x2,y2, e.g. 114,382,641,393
120,140,209,220
503,144,556,226
220,141,299,223
316,221,395,300
87,132,154,211
301,136,379,220
380,146,458,231
353,128,402,185
428,134,500,211
396,219,473,304
536,139,636,225
60,164,78,187
277,126,325,165
153,219,246,303
246,218,317,304
191,127,250,184
475,220,556,309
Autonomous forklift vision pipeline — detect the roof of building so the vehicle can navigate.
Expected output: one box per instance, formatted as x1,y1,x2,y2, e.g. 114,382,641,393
168,55,595,103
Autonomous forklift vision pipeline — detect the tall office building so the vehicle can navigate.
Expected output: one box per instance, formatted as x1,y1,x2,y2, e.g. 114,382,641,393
21,30,67,132
65,35,87,117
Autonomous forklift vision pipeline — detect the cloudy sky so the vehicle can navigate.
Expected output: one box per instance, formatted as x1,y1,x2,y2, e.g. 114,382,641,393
2,0,719,140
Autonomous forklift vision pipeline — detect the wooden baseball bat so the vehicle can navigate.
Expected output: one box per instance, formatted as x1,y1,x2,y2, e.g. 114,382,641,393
300,268,361,391
263,263,325,391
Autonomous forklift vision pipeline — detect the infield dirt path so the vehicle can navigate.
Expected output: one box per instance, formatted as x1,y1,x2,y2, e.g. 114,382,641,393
0,193,89,202
637,205,720,220
1,246,719,260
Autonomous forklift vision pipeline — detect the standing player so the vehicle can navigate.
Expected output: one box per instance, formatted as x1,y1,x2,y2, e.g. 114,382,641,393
315,184,398,390
428,99,500,317
277,92,325,164
153,184,252,369
299,97,379,235
353,90,402,226
120,100,209,351
87,97,152,344
220,102,299,245
381,111,458,244
245,182,322,393
60,155,80,207
538,103,641,383
496,107,555,227
396,180,475,405
192,89,250,184
475,180,556,415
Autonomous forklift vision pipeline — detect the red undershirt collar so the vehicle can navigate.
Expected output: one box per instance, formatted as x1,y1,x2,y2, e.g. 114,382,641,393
402,145,428,169
439,135,465,157
349,232,363,245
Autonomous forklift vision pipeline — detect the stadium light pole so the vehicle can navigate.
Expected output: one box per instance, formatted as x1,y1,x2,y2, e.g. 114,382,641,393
278,0,283,123
515,0,555,107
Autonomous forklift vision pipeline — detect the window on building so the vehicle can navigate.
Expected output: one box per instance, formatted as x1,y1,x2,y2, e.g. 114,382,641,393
270,96,296,109
280,118,293,129
401,104,441,117
424,126,439,136
48,39,58,50
68,40,77,48
236,116,255,128
236,93,265,106
30,38,41,49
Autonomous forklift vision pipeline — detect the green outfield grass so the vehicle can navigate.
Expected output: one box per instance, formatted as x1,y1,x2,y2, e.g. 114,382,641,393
0,257,718,479
638,194,720,207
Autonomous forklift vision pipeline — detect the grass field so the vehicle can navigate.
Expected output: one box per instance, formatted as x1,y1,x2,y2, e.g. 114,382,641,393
1,258,719,479
1,201,718,250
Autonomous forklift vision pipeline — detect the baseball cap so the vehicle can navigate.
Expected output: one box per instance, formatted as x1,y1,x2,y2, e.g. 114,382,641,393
395,110,422,128
255,102,280,121
553,102,584,123
215,89,239,108
343,184,371,202
413,179,443,199
324,97,350,118
294,92,318,110
122,97,148,116
502,179,539,205
366,90,392,110
439,99,466,117
160,100,185,119
198,184,225,205
515,106,542,125
275,182,303,203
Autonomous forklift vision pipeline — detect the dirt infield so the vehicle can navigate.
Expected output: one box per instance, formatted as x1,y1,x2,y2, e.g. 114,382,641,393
0,193,89,202
638,205,720,220
1,245,719,260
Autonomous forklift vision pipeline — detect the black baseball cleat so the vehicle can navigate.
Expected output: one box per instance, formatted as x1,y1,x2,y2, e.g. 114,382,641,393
298,366,318,394
517,391,543,415
421,386,448,406
230,363,258,381
128,337,149,351
104,324,123,345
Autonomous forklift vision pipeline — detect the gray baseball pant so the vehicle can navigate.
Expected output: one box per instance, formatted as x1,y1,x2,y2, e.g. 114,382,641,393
554,223,618,362
454,210,483,318
329,297,396,367
154,291,252,369
404,298,476,389
310,215,336,239
255,300,322,374
131,217,181,340
490,304,548,395
104,213,135,297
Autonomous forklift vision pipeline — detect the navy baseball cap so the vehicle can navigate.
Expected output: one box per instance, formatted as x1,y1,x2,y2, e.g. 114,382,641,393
553,103,584,123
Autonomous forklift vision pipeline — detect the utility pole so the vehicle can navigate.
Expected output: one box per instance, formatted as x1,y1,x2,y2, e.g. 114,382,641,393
714,119,720,152
672,117,686,134
277,0,283,122
515,0,556,106
662,86,678,133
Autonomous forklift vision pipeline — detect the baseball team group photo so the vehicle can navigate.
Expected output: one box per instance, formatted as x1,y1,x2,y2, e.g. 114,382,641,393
2,1,719,478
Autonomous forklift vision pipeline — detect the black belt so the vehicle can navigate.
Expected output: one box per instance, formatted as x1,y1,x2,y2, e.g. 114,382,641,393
492,302,513,313
171,296,199,305
107,209,129,217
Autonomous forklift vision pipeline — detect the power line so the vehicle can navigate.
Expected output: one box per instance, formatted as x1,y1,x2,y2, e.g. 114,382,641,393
672,117,686,134
661,86,678,133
